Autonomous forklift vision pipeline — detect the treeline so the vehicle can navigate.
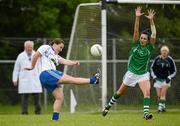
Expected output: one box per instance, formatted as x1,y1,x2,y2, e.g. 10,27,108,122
0,0,98,38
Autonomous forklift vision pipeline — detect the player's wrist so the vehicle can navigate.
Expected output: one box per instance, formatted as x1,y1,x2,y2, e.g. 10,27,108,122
168,76,171,79
165,77,171,83
153,76,157,79
135,16,141,18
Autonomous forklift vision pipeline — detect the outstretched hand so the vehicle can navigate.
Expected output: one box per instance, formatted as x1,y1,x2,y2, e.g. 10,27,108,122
135,6,144,17
74,60,80,66
145,9,156,20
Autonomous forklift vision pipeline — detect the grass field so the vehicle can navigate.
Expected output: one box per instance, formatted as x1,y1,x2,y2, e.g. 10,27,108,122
1,111,180,126
0,105,180,126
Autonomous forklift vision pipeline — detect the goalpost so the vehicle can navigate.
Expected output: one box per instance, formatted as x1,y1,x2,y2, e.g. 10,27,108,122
65,0,180,111
101,0,180,109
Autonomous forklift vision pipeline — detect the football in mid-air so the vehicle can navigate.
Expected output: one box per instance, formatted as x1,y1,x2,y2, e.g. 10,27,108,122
90,44,102,56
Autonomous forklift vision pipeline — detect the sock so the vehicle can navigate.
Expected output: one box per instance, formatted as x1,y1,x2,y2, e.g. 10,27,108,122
143,98,150,117
90,76,97,84
106,92,120,109
158,99,166,110
52,112,59,121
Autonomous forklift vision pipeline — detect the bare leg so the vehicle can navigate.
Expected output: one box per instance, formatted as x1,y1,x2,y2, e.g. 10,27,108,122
156,88,162,100
52,87,64,112
59,74,90,84
158,86,169,112
160,86,169,100
117,83,129,96
139,80,151,98
51,87,64,120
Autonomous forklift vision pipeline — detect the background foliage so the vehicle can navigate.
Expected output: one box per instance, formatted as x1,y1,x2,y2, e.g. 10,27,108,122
0,1,179,106
0,0,98,37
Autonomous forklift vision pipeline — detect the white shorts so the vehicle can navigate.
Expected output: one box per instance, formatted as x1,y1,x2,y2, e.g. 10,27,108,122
123,71,150,87
154,80,171,88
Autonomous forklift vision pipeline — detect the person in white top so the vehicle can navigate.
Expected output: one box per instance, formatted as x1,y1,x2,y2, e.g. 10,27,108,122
12,40,42,114
25,38,100,121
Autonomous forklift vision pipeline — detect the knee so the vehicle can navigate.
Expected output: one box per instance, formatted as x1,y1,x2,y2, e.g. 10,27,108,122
55,94,64,102
117,90,123,96
160,92,166,98
117,84,128,96
143,90,150,97
157,93,161,98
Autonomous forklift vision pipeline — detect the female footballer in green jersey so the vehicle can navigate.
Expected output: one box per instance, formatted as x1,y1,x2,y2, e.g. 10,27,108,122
102,6,156,120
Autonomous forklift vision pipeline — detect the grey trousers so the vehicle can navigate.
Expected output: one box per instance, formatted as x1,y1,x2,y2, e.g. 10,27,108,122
21,93,41,114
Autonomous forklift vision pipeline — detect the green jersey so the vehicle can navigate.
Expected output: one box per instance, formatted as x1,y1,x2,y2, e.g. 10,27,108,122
128,40,154,75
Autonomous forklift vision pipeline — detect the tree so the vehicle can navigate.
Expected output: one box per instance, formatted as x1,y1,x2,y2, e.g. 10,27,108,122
0,0,98,38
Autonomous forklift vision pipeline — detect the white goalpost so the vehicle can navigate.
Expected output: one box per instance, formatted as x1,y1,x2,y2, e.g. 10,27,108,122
101,0,180,109
66,0,180,111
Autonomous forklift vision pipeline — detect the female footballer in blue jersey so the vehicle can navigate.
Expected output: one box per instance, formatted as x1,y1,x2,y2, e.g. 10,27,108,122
25,38,100,121
102,7,156,120
151,45,177,113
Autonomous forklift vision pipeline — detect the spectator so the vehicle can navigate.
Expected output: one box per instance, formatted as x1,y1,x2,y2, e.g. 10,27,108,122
12,40,42,114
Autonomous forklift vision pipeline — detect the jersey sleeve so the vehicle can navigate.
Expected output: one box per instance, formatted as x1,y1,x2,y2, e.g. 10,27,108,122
12,54,21,82
57,55,62,62
37,45,50,55
150,56,159,79
168,56,177,79
147,42,155,52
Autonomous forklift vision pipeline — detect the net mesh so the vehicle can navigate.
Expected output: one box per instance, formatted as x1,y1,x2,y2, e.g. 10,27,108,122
63,4,102,112
0,3,180,112
63,3,180,112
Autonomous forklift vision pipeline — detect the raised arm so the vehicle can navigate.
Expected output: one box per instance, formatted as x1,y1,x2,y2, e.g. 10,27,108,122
133,6,144,42
145,9,156,45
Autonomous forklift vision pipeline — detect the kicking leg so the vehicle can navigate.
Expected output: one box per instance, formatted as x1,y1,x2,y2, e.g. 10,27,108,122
59,69,101,85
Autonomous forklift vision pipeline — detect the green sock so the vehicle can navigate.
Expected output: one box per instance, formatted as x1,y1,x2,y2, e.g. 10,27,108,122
106,92,120,109
158,99,166,109
143,98,150,116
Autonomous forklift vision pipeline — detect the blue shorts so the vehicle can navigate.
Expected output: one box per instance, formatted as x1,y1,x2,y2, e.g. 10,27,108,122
39,69,64,92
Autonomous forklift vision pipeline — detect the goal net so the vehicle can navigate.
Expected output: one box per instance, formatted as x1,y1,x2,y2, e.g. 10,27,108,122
63,3,102,112
63,1,180,112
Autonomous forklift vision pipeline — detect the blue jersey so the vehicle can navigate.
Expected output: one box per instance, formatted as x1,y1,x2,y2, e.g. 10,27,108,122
151,55,177,79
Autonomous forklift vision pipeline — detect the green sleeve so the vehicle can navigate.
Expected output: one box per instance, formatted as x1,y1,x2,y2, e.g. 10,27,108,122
147,42,155,52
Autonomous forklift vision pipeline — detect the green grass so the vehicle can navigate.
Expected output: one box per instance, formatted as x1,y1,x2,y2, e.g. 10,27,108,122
1,111,180,126
0,112,180,126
